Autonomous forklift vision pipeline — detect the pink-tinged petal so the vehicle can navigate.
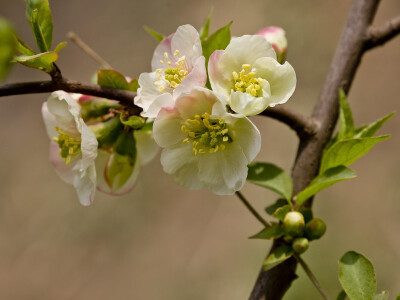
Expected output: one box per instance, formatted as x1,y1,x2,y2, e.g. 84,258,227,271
173,56,206,98
134,129,159,166
49,142,76,184
160,143,197,175
95,150,112,193
46,91,77,129
225,35,277,65
73,164,96,206
134,71,164,113
174,88,216,120
153,107,185,148
79,122,98,170
140,93,175,119
42,102,58,139
151,34,173,70
253,57,296,107
256,26,287,54
171,24,202,68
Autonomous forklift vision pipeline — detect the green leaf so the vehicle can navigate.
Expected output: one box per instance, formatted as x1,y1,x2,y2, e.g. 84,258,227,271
54,41,67,53
199,9,213,41
296,166,356,207
250,223,285,240
0,18,16,81
263,246,294,271
120,115,146,129
14,51,58,72
105,152,136,191
355,112,394,138
15,36,35,55
265,198,287,215
25,0,53,51
272,205,291,222
338,89,355,140
144,26,165,42
201,21,232,67
128,78,139,92
97,69,129,90
247,162,293,201
373,291,389,300
320,136,390,173
395,294,400,300
339,251,377,300
337,290,347,300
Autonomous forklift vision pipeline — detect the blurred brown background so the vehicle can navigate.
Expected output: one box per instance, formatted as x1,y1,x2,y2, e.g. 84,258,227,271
0,0,399,299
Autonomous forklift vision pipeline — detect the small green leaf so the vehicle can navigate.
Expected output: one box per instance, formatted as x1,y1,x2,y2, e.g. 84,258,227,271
54,41,67,52
144,26,165,42
120,115,146,129
15,36,35,55
97,69,129,90
128,78,139,92
339,251,377,300
247,162,293,202
114,130,137,159
273,205,291,222
199,9,213,41
265,198,287,215
250,223,285,240
395,294,400,300
320,136,390,173
296,165,356,207
14,51,58,72
373,291,389,300
337,290,347,300
25,0,53,51
201,21,232,67
338,89,355,140
0,18,16,81
263,246,294,271
355,112,394,138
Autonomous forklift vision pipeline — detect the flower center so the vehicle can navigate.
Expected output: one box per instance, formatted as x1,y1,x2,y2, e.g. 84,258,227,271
232,64,264,97
53,127,82,164
154,50,189,92
181,113,232,155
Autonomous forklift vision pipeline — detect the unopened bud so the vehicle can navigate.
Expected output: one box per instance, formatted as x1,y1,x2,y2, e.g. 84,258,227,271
305,218,327,240
256,26,287,64
292,237,309,254
283,211,305,236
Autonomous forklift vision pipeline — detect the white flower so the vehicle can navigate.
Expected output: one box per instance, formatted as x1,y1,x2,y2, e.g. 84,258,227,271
42,91,98,206
153,87,261,195
134,24,207,118
208,35,296,116
256,26,287,63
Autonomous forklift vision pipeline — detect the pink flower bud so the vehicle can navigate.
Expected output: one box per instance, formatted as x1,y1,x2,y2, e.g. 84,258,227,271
256,26,287,64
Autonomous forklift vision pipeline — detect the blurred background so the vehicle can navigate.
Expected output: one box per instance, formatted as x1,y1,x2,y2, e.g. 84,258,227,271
0,0,399,299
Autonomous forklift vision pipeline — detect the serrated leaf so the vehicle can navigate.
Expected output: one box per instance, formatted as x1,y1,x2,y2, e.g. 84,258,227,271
144,26,165,42
355,112,394,138
247,162,293,201
128,78,139,92
202,21,232,67
0,18,16,81
263,246,294,271
25,0,53,51
296,165,356,207
15,36,35,55
373,291,389,300
97,69,129,90
54,41,67,52
250,223,285,240
338,89,355,140
265,198,287,215
199,9,213,41
273,205,291,222
320,136,390,173
14,51,58,72
339,251,377,300
337,290,347,300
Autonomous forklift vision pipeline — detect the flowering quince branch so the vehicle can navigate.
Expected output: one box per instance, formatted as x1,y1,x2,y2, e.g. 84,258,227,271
366,15,400,50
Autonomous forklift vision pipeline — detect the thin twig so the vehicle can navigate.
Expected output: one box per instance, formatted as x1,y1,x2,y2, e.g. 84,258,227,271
235,191,270,227
366,15,400,50
67,31,113,69
294,254,330,300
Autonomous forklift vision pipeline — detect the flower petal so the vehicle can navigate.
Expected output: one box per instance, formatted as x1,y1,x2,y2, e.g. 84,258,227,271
134,129,159,165
79,121,98,170
141,93,175,119
230,81,271,116
175,87,216,120
173,161,204,190
171,24,202,68
73,164,96,206
49,142,76,184
153,107,185,148
173,56,207,98
151,34,173,70
42,102,58,139
253,57,296,107
47,91,80,131
160,143,197,175
134,71,163,114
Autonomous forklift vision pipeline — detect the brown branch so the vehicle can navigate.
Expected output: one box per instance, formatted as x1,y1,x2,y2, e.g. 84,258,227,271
0,79,141,114
259,106,319,137
366,15,400,50
250,0,382,299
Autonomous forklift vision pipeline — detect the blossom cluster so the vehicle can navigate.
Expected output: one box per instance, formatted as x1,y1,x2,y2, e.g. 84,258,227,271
42,24,296,205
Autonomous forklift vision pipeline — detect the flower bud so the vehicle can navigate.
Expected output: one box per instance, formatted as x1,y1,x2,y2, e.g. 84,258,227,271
256,26,287,64
292,237,309,254
283,211,305,236
305,218,327,240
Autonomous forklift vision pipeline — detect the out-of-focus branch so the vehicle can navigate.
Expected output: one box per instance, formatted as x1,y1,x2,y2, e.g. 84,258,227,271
0,79,141,114
366,15,400,50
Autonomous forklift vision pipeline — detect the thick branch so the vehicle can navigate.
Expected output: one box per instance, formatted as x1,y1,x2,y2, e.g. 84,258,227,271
259,106,318,137
366,15,400,50
0,79,141,114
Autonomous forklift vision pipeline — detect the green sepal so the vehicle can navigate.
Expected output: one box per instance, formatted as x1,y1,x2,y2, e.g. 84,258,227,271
143,26,165,42
80,98,120,121
98,69,129,90
120,115,146,129
114,130,137,160
0,18,16,81
25,0,53,51
249,223,285,240
263,246,294,271
14,51,58,72
272,205,291,222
